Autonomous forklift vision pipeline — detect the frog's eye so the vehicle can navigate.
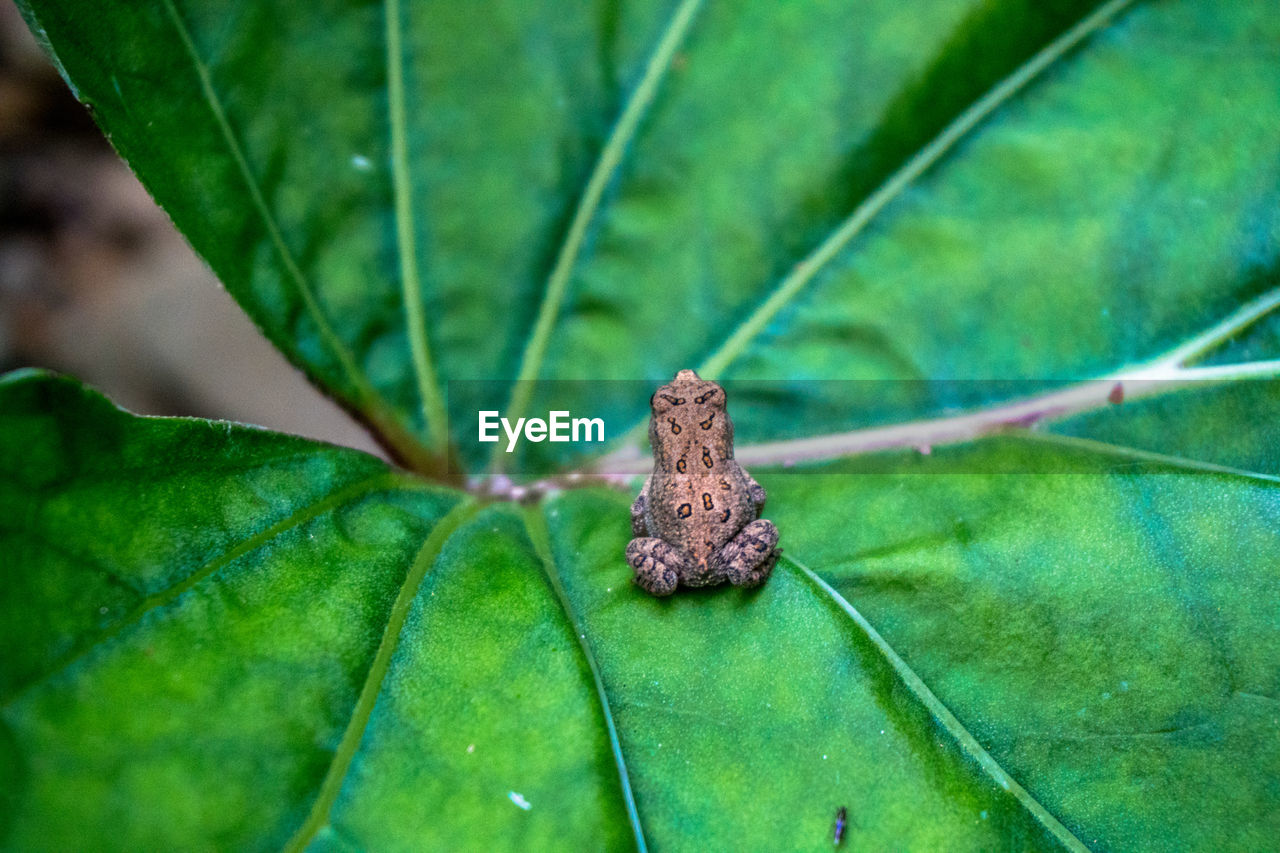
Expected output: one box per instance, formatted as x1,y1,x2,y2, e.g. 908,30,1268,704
650,393,672,413
652,393,685,413
694,388,723,408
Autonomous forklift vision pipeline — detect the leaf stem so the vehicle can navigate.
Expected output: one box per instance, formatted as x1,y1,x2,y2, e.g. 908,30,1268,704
596,358,1280,474
495,0,705,470
386,0,450,457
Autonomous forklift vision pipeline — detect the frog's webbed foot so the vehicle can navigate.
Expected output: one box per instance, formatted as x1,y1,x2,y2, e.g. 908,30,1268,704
717,519,779,589
626,537,688,597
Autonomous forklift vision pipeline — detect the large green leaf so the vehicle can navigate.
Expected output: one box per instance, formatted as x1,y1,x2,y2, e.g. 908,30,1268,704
0,373,1078,850
0,372,461,848
5,374,1278,850
763,440,1280,849
8,0,1280,849
20,0,1277,471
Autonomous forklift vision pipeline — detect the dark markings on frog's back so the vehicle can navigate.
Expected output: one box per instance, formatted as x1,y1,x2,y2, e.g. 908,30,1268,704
627,368,780,595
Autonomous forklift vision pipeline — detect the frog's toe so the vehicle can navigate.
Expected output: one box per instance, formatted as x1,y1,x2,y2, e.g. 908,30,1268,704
721,519,780,588
626,537,682,597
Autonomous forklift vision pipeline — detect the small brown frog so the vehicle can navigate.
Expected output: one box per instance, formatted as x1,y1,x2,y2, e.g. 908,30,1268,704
626,369,780,596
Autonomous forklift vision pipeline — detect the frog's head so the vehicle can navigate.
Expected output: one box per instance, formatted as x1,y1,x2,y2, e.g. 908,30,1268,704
648,369,734,464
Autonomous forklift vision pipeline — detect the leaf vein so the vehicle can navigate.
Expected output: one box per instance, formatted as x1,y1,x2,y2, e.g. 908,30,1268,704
282,497,479,852
160,0,434,470
787,554,1091,853
2,471,406,708
693,0,1137,381
385,0,449,454
1020,430,1280,485
497,0,705,467
522,505,648,852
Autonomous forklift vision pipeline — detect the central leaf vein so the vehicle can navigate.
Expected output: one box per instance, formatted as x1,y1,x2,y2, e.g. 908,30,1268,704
787,554,1091,853
283,498,479,853
523,505,647,853
385,0,449,455
496,0,705,468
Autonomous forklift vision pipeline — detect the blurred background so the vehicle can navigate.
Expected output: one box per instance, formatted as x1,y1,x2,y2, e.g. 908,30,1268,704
0,1,381,455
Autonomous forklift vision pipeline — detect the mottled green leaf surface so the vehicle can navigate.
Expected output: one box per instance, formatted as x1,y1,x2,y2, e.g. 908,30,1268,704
7,0,1280,849
0,374,1081,851
763,440,1280,850
537,493,1072,851
6,374,1278,850
0,372,458,849
305,507,638,852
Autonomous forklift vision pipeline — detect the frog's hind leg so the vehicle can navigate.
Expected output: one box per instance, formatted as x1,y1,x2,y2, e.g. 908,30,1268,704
626,537,689,597
718,519,780,589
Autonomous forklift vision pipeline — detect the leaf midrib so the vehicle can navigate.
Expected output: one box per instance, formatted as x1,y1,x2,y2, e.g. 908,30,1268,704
386,0,449,455
523,504,648,852
495,0,706,468
282,497,480,852
787,554,1092,853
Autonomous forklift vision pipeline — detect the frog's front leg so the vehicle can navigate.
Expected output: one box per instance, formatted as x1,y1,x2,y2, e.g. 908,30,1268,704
740,465,767,514
630,478,651,537
626,537,689,597
716,518,779,588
